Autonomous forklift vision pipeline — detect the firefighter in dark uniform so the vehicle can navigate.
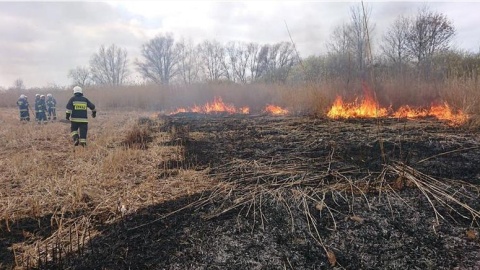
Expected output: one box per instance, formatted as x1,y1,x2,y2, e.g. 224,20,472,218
34,94,47,124
16,94,30,121
34,94,40,121
46,93,57,120
66,86,96,147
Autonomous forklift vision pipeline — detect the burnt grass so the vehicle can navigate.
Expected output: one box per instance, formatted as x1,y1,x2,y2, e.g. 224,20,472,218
52,115,480,269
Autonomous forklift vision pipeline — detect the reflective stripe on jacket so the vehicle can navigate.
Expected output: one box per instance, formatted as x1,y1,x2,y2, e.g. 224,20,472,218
66,94,95,123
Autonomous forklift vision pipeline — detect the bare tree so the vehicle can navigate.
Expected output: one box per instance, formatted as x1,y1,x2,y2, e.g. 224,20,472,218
247,42,295,83
263,43,280,82
136,34,181,85
254,45,274,82
325,4,374,83
326,24,354,81
224,41,251,83
222,42,234,82
406,6,455,64
90,44,129,86
268,42,296,83
349,4,374,78
177,38,201,84
381,16,411,66
198,40,226,81
68,66,91,87
236,43,254,84
246,42,264,82
13,78,25,90
328,23,353,56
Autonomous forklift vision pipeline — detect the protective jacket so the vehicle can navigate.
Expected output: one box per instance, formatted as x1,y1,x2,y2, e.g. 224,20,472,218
46,97,56,109
17,98,29,112
35,99,47,113
34,97,40,112
66,93,96,123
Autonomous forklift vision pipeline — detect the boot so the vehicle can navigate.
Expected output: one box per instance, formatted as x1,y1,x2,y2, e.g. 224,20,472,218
73,134,79,146
79,139,87,147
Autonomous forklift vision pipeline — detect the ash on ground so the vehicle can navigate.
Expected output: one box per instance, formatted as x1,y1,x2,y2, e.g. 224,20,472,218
63,115,480,269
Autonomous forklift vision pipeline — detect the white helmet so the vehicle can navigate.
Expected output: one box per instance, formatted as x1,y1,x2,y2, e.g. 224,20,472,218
40,95,45,98
47,93,52,98
35,94,40,98
20,94,26,99
73,86,83,94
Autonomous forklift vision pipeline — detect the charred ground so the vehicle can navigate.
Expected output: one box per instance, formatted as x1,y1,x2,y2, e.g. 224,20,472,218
62,114,480,269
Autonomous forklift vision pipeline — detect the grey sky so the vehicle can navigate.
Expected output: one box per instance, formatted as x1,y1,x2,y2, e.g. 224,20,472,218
0,1,479,88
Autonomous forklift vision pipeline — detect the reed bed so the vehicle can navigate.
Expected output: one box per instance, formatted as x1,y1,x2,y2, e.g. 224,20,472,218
0,108,215,269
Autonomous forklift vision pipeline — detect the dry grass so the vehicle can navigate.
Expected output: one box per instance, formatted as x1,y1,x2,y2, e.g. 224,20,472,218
442,77,480,128
1,77,479,123
0,108,215,268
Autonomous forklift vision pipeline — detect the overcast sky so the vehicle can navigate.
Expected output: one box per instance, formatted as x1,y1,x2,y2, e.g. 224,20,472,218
0,1,479,88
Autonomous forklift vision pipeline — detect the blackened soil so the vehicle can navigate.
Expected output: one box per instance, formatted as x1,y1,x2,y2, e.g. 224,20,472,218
54,115,480,269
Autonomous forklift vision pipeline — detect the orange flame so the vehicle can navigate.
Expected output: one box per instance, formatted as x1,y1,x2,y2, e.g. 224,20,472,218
428,103,468,125
327,96,388,119
392,105,428,119
169,97,291,115
240,106,250,114
203,97,236,113
392,103,468,125
264,104,289,115
170,97,249,115
326,82,468,125
328,82,388,119
328,97,468,125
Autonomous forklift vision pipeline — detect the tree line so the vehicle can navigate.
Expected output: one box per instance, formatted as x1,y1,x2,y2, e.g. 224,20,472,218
65,4,479,89
68,38,297,87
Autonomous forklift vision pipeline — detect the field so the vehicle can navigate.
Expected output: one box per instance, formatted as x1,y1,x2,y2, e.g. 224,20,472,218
1,105,480,269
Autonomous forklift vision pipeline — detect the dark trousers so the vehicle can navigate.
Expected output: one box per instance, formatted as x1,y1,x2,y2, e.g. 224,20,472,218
19,111,30,121
36,111,47,122
70,122,89,146
48,108,56,120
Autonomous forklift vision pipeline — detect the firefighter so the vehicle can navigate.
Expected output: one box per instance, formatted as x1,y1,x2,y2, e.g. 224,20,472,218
36,95,48,124
34,94,41,123
46,93,57,120
16,94,30,121
66,86,96,147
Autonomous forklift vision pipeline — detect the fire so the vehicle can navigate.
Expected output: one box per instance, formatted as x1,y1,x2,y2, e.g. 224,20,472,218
326,81,468,125
170,97,248,115
240,106,250,114
428,103,468,125
327,82,389,119
264,104,289,115
392,103,467,125
327,97,468,125
169,97,290,116
327,96,388,119
392,105,428,119
202,97,236,113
